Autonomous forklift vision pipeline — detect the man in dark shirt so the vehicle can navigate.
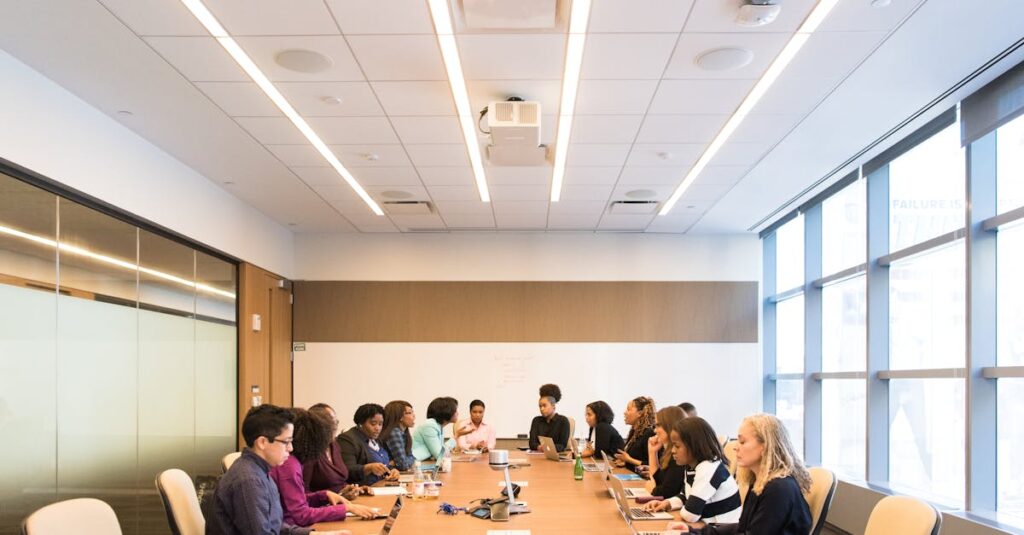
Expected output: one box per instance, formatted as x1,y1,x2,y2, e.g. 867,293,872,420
205,405,348,535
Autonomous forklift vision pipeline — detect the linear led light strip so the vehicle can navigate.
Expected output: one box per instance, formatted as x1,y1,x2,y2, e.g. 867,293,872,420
550,0,591,202
179,0,384,216
0,224,236,299
427,0,490,202
659,0,840,216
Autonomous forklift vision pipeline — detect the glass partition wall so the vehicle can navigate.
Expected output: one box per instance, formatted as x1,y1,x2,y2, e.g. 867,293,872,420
0,169,237,534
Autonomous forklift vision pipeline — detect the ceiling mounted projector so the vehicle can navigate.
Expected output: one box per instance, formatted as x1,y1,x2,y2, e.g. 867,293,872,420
485,99,547,166
736,1,781,27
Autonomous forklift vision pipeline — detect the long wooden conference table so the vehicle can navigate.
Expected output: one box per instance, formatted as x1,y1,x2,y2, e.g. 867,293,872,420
314,452,682,534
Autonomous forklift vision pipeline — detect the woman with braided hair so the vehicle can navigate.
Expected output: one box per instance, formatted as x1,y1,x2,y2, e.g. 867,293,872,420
615,396,656,469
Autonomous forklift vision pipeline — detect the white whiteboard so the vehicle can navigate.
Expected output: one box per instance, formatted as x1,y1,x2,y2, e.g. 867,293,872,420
294,343,761,441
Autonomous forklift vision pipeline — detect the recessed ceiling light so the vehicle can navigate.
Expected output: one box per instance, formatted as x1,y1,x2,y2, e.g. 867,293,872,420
362,152,380,161
549,0,592,203
320,95,344,105
223,180,235,185
274,49,333,73
871,0,891,7
626,189,658,199
380,190,413,200
695,47,754,72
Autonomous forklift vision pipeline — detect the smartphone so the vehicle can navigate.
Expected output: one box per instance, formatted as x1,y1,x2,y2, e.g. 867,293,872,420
470,507,490,519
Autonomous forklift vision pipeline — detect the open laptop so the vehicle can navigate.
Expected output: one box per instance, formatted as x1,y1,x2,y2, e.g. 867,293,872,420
609,476,672,521
378,496,404,535
600,451,650,499
538,436,573,462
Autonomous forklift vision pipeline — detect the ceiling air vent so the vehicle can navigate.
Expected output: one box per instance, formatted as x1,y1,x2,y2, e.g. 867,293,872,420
382,201,433,215
608,200,659,215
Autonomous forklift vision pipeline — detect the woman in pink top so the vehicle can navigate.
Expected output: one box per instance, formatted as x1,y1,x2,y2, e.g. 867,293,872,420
270,408,377,527
456,399,496,452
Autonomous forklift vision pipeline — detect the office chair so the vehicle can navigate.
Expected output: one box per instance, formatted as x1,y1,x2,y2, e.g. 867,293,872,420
863,495,941,535
22,498,122,535
805,467,838,535
156,468,205,535
221,451,242,473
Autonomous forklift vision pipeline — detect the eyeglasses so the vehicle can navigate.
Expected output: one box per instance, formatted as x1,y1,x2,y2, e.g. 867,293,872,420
267,436,294,446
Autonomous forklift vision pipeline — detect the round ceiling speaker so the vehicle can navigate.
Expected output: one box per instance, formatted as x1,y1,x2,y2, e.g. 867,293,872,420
380,190,413,200
625,189,658,199
274,49,333,73
695,47,754,72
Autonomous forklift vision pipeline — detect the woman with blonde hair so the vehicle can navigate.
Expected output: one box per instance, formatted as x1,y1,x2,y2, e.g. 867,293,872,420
614,396,656,468
662,413,811,534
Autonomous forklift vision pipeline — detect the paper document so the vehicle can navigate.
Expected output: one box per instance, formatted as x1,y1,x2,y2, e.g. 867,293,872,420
367,486,406,496
498,480,529,487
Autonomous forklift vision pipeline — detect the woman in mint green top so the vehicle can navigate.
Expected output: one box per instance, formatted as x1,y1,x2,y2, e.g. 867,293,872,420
411,397,473,460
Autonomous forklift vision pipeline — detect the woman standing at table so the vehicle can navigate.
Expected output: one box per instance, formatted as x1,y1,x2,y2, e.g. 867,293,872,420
580,400,624,459
303,403,359,499
381,400,417,471
615,396,656,469
338,404,400,485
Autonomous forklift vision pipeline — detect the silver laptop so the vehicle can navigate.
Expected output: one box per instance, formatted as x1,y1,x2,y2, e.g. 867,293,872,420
538,436,573,462
609,476,672,521
378,496,404,535
599,451,650,499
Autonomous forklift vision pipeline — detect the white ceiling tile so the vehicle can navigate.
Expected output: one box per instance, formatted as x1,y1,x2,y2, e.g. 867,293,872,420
266,144,324,166
347,35,446,81
277,82,384,116
347,166,421,184
549,199,609,213
326,0,435,34
195,82,280,117
235,36,364,82
625,144,703,167
679,182,734,201
484,166,551,185
291,165,361,186
355,224,401,233
576,80,659,114
710,142,770,166
433,201,493,215
390,214,447,230
588,0,694,33
818,0,924,32
684,0,817,33
665,32,789,80
751,75,837,115
98,0,206,36
547,213,601,229
776,31,888,82
441,213,496,228
489,185,551,202
495,212,548,229
618,166,689,185
729,113,802,144
646,214,700,233
371,81,456,116
205,0,339,35
406,145,471,167
564,167,622,185
611,183,677,200
331,144,411,167
391,116,462,144
635,114,727,144
570,115,644,144
236,117,306,144
540,114,557,146
307,117,399,144
649,79,755,114
558,185,614,202
492,201,550,215
418,167,476,186
468,80,563,117
427,185,483,201
366,184,429,200
144,36,248,81
566,144,631,167
598,214,656,230
581,34,678,80
458,35,565,80
698,165,751,185
314,185,361,202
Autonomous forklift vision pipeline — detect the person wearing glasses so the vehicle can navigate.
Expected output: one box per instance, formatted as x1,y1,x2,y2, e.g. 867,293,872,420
338,404,401,485
204,404,351,535
303,404,359,499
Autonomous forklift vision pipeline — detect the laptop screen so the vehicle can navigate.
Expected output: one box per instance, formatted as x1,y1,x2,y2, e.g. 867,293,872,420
379,496,404,535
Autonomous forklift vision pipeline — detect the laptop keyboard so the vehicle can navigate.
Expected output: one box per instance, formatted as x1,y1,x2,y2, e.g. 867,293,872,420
630,508,655,518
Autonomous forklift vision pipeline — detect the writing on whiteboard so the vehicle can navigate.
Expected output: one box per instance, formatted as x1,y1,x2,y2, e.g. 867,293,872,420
495,354,532,387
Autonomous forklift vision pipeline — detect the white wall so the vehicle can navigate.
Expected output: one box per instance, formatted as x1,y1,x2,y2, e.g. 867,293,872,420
0,51,294,277
294,232,760,281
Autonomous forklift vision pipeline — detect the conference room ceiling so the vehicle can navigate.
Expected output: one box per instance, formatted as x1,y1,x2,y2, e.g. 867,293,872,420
1,1,1021,234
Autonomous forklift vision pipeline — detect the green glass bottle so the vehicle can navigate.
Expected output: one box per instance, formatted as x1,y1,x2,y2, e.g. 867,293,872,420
574,448,584,481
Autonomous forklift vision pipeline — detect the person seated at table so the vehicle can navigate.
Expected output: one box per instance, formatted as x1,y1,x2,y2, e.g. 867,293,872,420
642,405,687,498
659,414,811,535
456,399,496,452
338,404,400,485
678,402,699,418
643,417,742,528
204,404,350,535
580,400,624,459
528,392,570,451
380,400,418,471
270,408,377,527
539,383,562,402
412,396,473,461
614,396,656,469
303,403,359,500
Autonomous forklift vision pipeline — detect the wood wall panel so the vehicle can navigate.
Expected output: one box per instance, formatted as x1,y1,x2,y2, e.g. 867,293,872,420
293,281,757,343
